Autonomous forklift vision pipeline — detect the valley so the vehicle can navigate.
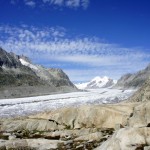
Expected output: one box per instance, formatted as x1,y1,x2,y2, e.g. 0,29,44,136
0,88,135,118
0,48,150,150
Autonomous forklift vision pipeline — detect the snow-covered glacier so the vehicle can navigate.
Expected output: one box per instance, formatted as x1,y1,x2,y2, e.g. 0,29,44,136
0,88,136,118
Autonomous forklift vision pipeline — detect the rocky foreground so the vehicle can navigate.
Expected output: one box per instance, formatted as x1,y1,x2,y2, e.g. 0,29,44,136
0,80,150,150
0,99,150,150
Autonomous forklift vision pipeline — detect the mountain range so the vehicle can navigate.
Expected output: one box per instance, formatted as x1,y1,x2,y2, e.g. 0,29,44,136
76,63,150,90
0,47,77,98
75,76,117,89
1,46,150,99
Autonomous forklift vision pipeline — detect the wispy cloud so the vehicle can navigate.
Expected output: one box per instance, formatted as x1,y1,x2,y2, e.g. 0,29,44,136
42,0,90,9
24,0,36,7
0,25,149,82
81,0,89,9
9,0,90,9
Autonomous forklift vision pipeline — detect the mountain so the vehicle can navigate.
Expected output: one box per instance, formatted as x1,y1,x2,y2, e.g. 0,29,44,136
127,77,150,102
115,64,150,89
19,56,75,88
0,47,77,98
75,76,117,89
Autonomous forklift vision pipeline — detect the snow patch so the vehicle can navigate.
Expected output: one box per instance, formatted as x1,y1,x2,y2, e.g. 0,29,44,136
19,58,38,70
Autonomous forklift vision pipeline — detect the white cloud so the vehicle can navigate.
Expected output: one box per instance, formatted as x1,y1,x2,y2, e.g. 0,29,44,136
66,0,80,8
43,0,89,9
9,0,90,9
0,25,149,82
51,0,64,6
24,0,36,7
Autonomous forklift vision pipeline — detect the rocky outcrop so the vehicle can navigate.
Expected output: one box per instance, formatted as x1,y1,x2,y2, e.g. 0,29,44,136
0,118,65,132
29,103,136,129
0,47,77,98
0,118,115,150
95,127,150,150
95,102,150,149
115,64,150,89
0,139,65,150
128,102,150,127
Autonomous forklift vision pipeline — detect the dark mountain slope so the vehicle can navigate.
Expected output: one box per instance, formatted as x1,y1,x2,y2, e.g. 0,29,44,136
0,47,77,98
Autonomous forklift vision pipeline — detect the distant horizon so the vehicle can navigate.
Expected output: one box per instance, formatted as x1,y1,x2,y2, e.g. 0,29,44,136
0,0,150,82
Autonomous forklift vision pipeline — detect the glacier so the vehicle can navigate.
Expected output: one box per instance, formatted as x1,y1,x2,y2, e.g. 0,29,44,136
0,88,136,118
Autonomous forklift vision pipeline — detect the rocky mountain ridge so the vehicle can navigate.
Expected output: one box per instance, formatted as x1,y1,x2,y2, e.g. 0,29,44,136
115,64,150,89
0,47,77,98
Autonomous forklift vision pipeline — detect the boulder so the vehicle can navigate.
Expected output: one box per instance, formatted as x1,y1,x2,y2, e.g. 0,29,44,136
95,127,150,150
128,102,150,127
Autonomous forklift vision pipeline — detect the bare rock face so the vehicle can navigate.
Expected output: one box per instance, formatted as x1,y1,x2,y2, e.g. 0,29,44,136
29,103,135,129
128,102,150,127
95,127,150,150
0,48,21,68
1,119,65,132
115,64,150,89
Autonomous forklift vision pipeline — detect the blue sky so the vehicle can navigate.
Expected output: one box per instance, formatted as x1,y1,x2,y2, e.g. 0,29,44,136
0,0,150,82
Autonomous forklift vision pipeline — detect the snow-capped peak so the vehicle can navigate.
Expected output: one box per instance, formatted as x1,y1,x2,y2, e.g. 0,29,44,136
75,76,117,90
91,76,109,83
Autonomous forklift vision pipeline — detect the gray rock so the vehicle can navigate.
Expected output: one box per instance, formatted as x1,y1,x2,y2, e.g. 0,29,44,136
76,144,84,149
128,102,150,127
31,103,134,129
95,127,150,150
144,146,150,150
1,119,65,132
0,139,64,150
64,140,73,145
2,133,11,136
8,135,16,140
74,132,103,141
